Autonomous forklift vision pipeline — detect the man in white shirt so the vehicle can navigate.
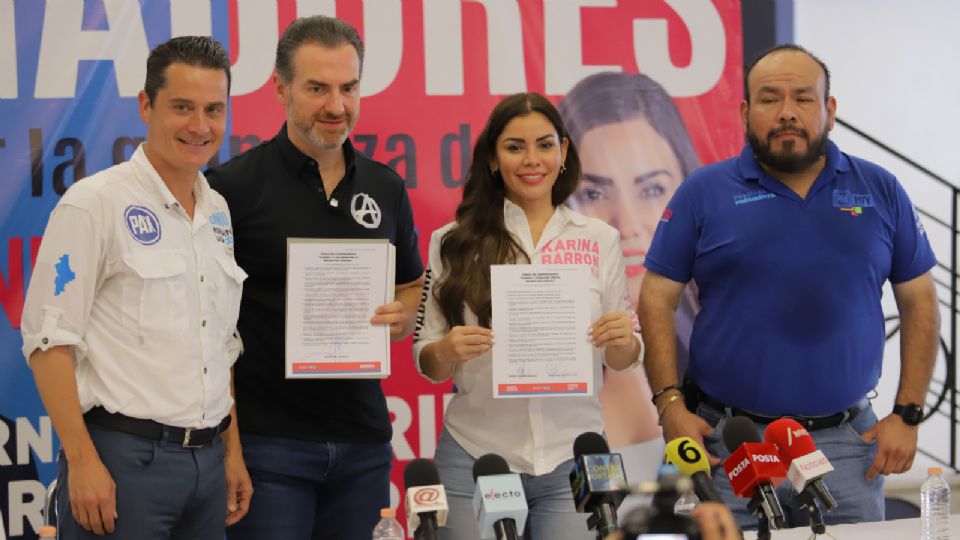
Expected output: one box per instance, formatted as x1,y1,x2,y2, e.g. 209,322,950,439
21,36,251,540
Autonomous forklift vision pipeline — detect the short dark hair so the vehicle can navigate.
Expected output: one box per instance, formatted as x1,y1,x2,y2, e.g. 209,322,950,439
558,72,701,179
275,16,365,84
144,36,231,104
744,44,831,102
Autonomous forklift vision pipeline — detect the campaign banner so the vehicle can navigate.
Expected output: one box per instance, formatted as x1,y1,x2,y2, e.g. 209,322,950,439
0,1,742,536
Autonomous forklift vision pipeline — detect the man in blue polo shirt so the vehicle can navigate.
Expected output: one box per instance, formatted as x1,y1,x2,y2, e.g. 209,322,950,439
640,44,939,527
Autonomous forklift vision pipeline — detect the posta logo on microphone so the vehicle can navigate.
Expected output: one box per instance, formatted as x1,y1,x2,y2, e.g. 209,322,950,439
413,487,442,504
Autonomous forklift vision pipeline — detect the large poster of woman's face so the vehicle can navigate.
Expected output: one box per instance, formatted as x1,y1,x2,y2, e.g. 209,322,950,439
560,73,714,448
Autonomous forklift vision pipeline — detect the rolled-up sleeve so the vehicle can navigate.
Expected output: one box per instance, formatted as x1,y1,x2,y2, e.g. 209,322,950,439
21,201,102,363
412,229,450,382
599,227,643,371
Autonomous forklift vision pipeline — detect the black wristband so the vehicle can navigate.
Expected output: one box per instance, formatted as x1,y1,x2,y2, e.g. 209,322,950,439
651,384,682,404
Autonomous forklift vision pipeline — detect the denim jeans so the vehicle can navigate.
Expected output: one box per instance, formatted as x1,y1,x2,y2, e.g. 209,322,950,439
433,428,593,540
698,400,885,530
225,434,392,540
57,426,226,540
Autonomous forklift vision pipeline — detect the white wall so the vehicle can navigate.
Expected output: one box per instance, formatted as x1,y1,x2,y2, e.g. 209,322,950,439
794,0,960,476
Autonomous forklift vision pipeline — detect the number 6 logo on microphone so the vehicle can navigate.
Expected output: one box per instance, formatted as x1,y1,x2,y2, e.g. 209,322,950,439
677,439,703,464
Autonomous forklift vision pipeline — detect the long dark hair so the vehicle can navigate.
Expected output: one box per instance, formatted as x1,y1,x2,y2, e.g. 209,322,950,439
434,93,582,328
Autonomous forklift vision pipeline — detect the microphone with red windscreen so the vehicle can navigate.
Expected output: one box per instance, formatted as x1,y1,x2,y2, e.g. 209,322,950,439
721,416,787,531
764,418,838,512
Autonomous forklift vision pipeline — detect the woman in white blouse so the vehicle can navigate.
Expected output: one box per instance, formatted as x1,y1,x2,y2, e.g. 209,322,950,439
413,93,643,539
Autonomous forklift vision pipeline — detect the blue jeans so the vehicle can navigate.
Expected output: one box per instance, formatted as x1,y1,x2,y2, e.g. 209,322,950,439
225,434,392,540
57,426,226,540
434,428,593,540
698,400,885,530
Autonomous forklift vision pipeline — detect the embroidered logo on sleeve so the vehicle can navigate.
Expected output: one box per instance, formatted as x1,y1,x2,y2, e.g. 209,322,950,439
54,254,75,296
124,206,162,245
660,209,673,223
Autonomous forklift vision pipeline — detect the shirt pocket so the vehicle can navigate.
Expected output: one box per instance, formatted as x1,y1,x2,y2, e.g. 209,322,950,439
121,252,189,339
211,255,247,335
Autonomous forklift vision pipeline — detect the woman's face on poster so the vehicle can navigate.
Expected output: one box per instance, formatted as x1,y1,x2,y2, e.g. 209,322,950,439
570,116,684,304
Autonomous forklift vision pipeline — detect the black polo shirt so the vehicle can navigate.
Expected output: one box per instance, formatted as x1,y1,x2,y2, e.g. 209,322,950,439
206,124,423,443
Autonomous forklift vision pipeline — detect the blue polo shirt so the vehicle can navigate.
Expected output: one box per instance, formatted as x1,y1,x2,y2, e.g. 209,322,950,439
645,141,937,416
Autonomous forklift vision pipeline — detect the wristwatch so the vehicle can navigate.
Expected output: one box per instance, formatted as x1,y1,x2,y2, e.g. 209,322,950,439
892,403,924,426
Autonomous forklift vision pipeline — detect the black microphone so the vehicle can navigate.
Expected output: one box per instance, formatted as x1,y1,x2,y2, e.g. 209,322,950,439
721,416,787,533
569,432,629,538
472,454,527,540
404,458,448,540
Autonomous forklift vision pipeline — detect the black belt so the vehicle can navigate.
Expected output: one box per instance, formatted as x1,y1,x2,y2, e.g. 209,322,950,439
84,407,231,448
684,381,861,431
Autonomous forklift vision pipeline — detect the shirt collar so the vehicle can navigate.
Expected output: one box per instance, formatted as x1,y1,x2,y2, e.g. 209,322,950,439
739,139,849,183
275,122,358,178
502,199,589,228
131,143,214,214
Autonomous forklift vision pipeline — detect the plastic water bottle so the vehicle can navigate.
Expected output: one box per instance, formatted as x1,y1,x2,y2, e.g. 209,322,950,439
673,489,700,516
372,507,404,540
38,525,57,539
921,467,950,540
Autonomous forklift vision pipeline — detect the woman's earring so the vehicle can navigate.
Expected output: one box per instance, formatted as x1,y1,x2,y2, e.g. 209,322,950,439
560,162,567,174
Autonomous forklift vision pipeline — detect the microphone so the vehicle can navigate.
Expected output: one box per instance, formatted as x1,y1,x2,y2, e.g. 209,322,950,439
404,458,449,540
764,418,838,512
472,454,527,540
569,432,629,538
721,416,787,531
663,436,724,503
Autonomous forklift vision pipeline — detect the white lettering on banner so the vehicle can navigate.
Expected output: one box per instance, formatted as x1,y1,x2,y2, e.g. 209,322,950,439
230,0,280,96
632,0,725,97
16,417,53,465
0,0,16,99
387,393,453,461
423,0,527,96
0,417,54,466
544,0,621,96
170,0,212,38
360,0,403,96
423,0,463,95
35,0,149,98
16,1,729,99
297,0,337,16
7,480,44,537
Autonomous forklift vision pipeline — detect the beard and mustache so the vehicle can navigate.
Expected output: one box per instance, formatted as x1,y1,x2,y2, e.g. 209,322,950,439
747,122,829,173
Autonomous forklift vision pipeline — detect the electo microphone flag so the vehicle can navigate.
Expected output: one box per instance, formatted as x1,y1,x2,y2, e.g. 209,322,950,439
663,436,724,503
569,432,629,538
764,418,838,511
472,454,527,540
721,416,787,530
404,458,449,540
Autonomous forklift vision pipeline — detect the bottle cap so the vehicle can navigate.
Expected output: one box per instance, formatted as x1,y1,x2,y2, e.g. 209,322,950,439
39,525,57,536
929,467,943,475
380,507,396,518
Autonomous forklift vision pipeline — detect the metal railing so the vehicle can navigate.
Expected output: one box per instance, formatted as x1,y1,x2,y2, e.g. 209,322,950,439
837,117,960,471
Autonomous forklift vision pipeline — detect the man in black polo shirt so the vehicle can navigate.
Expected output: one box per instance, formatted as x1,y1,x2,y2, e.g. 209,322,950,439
206,16,424,539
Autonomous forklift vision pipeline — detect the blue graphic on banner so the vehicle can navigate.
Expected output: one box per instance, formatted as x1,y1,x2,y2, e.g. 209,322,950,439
0,2,232,537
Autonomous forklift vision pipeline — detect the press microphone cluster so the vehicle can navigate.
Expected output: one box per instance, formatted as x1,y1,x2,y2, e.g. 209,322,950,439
569,432,630,538
663,436,724,504
472,454,528,540
764,418,837,512
721,416,786,535
404,458,449,540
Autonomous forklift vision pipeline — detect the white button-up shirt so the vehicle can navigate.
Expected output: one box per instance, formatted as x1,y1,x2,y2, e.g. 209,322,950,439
414,201,642,475
21,145,246,429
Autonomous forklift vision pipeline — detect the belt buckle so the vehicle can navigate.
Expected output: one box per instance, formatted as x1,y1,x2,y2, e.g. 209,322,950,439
182,428,202,448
